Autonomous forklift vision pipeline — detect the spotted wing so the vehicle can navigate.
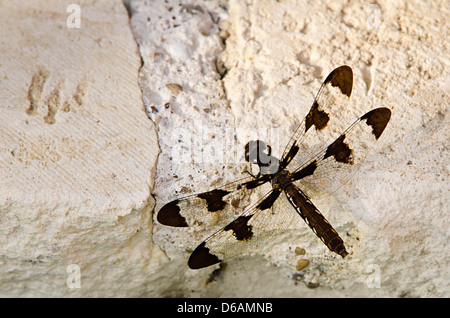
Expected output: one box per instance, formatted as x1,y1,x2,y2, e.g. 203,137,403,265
291,107,392,198
188,188,303,269
280,65,354,170
157,174,271,227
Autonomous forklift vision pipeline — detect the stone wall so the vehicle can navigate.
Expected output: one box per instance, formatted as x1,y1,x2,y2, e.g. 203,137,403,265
1,0,448,297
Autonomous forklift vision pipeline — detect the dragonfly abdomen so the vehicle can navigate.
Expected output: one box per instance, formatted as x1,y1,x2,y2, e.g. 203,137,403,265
284,183,348,258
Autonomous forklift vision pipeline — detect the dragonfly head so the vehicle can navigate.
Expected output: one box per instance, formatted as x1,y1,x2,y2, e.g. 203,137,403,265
245,140,280,175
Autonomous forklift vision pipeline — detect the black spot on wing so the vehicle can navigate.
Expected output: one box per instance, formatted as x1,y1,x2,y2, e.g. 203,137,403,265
324,134,353,164
280,144,299,169
197,189,230,212
292,160,318,181
240,176,270,190
188,242,221,269
224,215,254,241
360,107,392,140
305,101,330,132
157,200,188,227
256,188,281,211
323,65,353,97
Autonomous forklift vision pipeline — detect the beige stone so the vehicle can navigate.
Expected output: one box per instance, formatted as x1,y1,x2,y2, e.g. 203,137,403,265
142,0,449,297
1,0,448,298
0,0,160,297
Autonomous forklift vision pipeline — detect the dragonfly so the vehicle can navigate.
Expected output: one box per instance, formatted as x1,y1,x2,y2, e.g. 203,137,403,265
156,66,391,269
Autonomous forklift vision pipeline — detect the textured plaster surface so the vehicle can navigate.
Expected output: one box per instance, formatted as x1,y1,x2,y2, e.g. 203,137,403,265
0,0,448,297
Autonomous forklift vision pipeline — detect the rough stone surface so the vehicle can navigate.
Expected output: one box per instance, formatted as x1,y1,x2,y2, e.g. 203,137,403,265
138,0,448,297
1,0,448,297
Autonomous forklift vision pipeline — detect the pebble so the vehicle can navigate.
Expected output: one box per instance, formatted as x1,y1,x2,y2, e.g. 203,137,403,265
296,259,310,271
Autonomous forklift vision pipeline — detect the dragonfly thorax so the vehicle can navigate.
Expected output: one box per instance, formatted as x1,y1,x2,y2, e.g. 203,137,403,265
271,169,293,190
